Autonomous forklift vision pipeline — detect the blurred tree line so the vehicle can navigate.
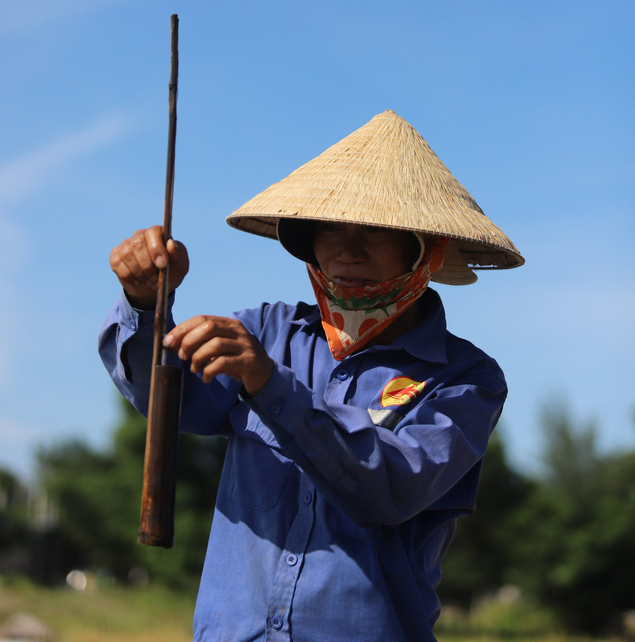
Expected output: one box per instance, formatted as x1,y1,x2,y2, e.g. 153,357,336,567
1,399,634,635
0,401,226,593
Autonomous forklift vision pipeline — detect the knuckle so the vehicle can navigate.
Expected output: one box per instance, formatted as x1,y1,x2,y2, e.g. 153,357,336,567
191,353,204,369
109,248,120,269
131,233,146,249
210,355,228,371
180,333,195,351
146,226,164,245
199,316,215,332
189,315,208,331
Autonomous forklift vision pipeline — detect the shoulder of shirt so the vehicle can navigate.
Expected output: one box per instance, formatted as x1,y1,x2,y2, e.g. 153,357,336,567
444,329,506,384
234,300,320,334
414,289,505,383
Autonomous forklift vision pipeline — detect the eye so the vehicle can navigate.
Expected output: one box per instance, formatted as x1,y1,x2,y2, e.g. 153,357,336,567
318,222,341,233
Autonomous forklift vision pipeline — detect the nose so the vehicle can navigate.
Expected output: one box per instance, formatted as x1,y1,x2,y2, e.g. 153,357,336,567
335,230,367,263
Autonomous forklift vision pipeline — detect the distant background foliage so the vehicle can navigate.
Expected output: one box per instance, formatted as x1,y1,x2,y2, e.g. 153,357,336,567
1,398,634,637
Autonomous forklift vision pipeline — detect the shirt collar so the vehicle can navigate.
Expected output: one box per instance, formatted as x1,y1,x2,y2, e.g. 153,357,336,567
289,304,322,328
389,288,448,363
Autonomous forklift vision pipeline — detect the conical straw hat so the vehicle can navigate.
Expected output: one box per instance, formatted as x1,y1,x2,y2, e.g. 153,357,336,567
227,110,524,284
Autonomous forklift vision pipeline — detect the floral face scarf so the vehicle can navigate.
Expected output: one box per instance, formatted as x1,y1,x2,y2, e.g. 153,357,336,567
308,238,447,360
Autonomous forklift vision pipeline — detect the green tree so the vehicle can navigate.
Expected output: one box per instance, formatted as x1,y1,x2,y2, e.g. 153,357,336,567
438,430,533,606
0,468,31,574
439,401,635,636
37,399,226,589
508,402,635,634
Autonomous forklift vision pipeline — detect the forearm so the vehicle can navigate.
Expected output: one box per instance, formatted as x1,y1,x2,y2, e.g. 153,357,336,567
98,290,240,436
243,361,506,525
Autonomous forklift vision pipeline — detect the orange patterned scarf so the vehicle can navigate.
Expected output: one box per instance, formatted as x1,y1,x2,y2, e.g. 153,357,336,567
308,240,446,360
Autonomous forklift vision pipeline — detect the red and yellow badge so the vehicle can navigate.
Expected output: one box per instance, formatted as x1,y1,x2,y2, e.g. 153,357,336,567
380,377,427,408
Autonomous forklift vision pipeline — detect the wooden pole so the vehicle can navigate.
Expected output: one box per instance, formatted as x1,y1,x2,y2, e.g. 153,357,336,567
138,14,182,548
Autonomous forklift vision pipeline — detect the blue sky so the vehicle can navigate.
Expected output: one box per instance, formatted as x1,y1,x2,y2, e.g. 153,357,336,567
1,0,633,482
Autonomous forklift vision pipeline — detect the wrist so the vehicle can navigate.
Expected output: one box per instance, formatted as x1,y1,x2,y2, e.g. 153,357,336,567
243,357,274,397
124,290,156,311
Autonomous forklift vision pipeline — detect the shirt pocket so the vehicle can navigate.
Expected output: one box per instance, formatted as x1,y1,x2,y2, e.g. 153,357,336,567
225,433,294,511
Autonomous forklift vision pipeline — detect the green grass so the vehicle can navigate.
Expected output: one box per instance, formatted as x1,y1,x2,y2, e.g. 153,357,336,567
0,577,621,642
0,577,195,642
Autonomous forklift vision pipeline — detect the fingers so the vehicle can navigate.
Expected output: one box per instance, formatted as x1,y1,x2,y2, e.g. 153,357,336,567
144,226,170,269
164,316,273,395
193,339,242,382
110,228,158,284
109,226,189,308
164,316,241,361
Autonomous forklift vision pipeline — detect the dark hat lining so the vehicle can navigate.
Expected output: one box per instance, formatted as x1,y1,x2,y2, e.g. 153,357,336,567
277,218,424,270
277,219,318,264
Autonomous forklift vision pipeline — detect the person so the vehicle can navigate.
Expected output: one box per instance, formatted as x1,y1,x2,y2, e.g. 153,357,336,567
99,110,524,641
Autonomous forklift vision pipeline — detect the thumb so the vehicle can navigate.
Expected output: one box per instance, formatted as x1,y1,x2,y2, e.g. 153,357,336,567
167,238,188,262
166,238,190,290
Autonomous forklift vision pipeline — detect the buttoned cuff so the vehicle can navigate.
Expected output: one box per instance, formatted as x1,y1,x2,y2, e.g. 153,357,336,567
119,289,154,330
241,361,309,439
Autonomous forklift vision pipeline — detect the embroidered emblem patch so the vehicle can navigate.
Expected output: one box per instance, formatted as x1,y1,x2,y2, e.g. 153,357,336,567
380,377,427,408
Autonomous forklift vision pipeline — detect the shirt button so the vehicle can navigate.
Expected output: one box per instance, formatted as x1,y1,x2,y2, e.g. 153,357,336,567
302,491,313,504
269,402,282,416
270,616,284,630
286,553,298,566
336,369,348,381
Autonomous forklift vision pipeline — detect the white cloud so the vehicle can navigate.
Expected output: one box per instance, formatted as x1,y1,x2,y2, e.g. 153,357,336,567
0,113,129,208
0,113,130,386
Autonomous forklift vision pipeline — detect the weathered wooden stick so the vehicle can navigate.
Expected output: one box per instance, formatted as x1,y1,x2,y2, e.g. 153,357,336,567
138,14,182,548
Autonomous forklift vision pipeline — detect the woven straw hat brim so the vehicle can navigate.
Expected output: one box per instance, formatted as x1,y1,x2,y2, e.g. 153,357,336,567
227,110,524,285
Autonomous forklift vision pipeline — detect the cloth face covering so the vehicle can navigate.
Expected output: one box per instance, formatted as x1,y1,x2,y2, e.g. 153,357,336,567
308,239,446,360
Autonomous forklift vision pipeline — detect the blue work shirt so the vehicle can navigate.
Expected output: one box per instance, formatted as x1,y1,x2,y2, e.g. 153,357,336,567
98,288,507,641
